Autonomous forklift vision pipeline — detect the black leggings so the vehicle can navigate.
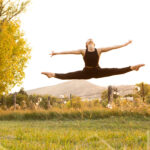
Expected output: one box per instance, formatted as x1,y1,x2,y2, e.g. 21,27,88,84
55,66,132,80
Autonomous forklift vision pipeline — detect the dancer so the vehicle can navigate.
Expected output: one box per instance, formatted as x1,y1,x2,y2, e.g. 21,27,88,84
41,39,145,79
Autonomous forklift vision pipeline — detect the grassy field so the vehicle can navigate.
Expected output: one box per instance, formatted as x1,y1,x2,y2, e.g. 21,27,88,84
0,116,150,150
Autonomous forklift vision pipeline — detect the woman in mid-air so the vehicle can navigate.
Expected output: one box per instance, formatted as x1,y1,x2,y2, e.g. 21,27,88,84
41,39,145,80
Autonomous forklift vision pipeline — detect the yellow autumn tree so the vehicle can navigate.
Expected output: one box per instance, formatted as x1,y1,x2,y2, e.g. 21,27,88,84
0,0,31,95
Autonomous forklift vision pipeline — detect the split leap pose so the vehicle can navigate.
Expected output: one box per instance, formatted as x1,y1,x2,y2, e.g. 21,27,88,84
41,39,145,80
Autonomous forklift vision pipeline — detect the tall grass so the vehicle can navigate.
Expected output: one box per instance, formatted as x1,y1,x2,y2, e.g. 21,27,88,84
0,98,150,120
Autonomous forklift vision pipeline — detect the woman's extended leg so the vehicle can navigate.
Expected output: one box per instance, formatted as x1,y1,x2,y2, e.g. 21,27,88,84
94,64,145,78
54,70,92,80
95,66,132,78
42,70,91,80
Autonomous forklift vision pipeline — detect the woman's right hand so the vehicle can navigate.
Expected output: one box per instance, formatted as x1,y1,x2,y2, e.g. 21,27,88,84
49,51,56,57
124,40,132,46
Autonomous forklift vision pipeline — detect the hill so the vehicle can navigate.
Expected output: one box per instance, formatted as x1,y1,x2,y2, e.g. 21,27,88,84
26,80,136,99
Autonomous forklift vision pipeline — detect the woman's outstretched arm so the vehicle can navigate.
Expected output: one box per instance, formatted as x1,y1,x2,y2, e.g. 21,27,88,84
49,49,84,57
97,40,132,53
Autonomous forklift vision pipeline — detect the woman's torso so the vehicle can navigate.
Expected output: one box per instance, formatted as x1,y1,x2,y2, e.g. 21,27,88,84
82,48,101,67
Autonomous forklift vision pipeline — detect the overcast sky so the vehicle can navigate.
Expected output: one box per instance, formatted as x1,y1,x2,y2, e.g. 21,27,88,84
11,0,150,93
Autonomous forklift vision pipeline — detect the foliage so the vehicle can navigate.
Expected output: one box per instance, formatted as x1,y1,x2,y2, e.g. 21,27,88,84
100,90,108,107
136,82,150,101
18,87,28,95
66,96,82,109
0,0,30,23
145,94,150,104
0,19,31,95
0,0,31,95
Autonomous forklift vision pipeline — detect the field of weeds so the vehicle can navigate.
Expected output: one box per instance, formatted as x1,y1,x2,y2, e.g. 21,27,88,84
0,116,150,150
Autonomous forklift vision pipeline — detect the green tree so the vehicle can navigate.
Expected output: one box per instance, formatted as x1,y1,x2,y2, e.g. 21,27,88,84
146,94,150,104
100,90,108,107
136,82,150,102
67,96,82,109
101,90,108,101
18,87,28,95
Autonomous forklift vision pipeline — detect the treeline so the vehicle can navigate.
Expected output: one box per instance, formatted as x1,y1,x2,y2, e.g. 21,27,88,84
0,87,102,110
100,82,150,106
0,82,150,111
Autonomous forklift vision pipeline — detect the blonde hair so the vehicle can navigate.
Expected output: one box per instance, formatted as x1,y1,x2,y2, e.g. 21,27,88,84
86,38,95,49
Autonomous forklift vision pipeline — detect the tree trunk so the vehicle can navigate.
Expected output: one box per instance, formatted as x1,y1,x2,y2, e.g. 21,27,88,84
108,86,113,104
13,93,16,110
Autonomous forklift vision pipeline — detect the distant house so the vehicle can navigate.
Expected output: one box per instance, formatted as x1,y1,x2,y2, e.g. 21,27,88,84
81,97,101,101
120,97,134,101
59,95,65,98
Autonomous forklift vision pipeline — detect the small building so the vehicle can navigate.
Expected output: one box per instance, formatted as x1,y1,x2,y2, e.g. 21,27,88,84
120,97,134,101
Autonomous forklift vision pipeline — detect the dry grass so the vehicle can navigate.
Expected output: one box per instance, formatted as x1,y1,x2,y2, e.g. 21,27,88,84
0,98,150,120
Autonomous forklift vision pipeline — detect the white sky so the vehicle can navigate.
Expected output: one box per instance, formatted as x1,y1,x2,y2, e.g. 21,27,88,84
11,0,150,93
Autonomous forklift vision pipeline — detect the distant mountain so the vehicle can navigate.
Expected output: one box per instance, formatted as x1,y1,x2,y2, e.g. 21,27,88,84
26,80,106,99
26,80,136,99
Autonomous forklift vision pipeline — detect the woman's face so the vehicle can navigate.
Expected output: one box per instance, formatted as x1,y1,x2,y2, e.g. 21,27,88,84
87,39,95,50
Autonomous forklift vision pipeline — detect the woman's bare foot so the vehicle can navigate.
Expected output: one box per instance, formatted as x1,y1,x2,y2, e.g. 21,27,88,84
130,64,145,71
41,72,55,78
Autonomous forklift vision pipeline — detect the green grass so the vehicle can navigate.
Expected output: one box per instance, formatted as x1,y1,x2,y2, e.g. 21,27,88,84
0,116,150,150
